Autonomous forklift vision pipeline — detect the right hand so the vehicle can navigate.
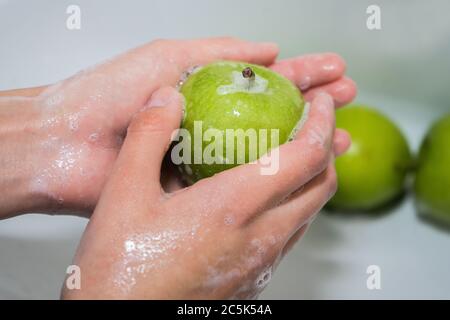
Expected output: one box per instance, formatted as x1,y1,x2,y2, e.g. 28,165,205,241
62,87,350,299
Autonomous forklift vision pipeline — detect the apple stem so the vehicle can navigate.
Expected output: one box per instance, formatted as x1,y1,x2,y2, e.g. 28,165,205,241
242,67,255,90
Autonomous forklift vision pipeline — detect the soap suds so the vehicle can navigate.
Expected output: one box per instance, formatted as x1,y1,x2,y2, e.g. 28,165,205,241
224,215,235,226
88,132,100,142
44,92,64,108
203,236,281,299
67,113,80,132
288,102,310,141
307,124,326,147
52,144,82,171
176,65,202,89
255,266,272,289
113,224,200,294
113,230,181,292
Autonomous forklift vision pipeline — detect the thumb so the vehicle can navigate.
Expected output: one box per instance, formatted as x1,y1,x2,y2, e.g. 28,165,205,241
106,87,184,198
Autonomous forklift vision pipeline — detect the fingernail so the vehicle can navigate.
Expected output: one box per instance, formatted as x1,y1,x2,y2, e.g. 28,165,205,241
148,88,179,108
148,95,168,108
317,92,334,105
299,75,312,91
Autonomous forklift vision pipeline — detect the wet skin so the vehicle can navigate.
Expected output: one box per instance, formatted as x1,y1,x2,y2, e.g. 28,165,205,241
0,37,356,298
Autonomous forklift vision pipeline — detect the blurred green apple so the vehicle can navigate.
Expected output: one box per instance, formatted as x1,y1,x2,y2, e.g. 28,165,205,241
328,105,412,211
414,114,450,225
176,61,305,183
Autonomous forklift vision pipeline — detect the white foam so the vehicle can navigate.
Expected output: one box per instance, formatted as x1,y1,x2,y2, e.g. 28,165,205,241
113,223,200,294
52,144,81,171
288,102,310,141
88,133,99,142
255,266,273,289
307,124,326,147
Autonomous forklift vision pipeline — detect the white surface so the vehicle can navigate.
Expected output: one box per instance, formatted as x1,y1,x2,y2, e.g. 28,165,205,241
0,0,449,299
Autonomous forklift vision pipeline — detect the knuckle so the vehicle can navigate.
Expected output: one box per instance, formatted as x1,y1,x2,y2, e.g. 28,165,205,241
285,139,330,180
310,147,330,173
245,230,278,260
128,111,169,135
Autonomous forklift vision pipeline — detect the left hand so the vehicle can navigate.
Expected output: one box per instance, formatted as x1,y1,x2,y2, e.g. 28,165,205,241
0,37,356,217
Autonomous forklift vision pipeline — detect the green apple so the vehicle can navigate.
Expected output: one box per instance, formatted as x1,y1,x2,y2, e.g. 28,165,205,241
414,114,450,225
176,61,305,183
328,105,412,211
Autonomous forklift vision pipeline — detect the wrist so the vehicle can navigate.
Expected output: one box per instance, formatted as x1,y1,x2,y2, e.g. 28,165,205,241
0,96,51,218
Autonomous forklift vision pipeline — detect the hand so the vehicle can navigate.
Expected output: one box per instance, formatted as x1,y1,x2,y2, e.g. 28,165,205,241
0,37,356,217
62,87,350,299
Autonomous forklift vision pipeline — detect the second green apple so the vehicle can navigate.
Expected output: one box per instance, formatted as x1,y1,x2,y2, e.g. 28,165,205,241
329,105,412,211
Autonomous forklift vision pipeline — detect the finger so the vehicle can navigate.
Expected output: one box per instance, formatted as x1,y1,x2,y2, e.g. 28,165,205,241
52,37,278,133
0,85,48,97
303,76,357,108
334,128,351,156
270,53,346,91
183,37,279,67
134,37,279,85
190,93,335,223
100,87,184,200
251,163,337,243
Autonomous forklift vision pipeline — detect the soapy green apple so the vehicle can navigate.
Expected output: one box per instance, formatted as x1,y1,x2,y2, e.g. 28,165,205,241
414,114,450,225
176,61,305,183
328,105,412,211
